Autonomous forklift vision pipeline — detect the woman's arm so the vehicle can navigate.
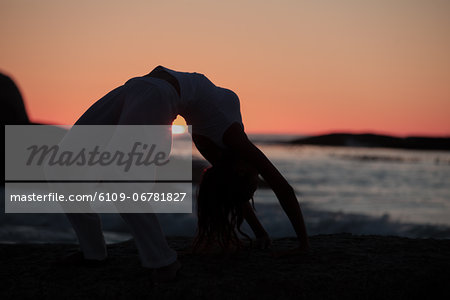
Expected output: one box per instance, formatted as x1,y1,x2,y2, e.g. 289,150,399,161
193,133,271,247
223,123,309,250
192,134,223,165
242,201,272,249
242,201,267,237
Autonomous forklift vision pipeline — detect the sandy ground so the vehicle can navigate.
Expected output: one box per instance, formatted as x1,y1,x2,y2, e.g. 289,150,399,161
1,234,449,299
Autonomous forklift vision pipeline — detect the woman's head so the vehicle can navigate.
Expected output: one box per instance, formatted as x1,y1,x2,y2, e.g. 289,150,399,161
194,155,258,251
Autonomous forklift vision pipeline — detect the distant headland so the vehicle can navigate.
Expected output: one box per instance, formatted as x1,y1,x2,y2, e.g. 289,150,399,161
288,133,450,151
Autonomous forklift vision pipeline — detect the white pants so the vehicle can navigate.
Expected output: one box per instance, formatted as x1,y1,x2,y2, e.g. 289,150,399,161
66,212,177,268
66,77,179,268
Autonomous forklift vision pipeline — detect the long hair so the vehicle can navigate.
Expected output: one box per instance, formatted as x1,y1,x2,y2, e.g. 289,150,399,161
193,158,257,251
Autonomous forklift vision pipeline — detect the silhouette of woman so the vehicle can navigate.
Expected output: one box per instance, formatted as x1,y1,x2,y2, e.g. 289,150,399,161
66,65,309,280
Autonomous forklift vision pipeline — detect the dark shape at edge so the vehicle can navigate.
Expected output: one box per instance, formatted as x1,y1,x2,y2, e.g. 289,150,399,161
0,73,30,125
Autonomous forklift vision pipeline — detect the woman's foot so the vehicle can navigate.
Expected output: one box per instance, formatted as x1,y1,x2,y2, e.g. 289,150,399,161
54,251,108,267
151,260,182,283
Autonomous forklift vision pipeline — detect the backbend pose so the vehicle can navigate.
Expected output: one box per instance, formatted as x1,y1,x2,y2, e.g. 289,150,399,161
66,65,309,279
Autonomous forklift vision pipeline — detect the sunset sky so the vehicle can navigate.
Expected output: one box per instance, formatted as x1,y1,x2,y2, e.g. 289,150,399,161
1,0,449,136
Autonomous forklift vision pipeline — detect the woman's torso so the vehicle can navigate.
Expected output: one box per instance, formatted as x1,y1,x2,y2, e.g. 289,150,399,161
158,66,243,148
75,66,243,147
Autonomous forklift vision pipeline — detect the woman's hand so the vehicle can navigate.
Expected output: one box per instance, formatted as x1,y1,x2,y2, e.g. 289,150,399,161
254,235,272,249
271,243,310,258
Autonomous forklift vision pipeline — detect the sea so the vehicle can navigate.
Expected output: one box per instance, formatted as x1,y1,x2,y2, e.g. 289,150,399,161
2,133,450,243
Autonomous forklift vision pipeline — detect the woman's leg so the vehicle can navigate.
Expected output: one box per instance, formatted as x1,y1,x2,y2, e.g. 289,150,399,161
120,213,177,268
65,213,107,260
116,81,177,268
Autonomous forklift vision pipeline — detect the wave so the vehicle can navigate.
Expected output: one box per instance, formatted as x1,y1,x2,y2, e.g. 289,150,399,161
2,201,449,244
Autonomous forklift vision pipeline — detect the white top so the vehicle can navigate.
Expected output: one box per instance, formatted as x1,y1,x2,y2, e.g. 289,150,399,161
160,66,243,148
75,66,243,148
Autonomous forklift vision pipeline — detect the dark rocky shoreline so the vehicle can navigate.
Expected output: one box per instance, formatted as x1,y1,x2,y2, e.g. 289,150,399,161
1,234,449,299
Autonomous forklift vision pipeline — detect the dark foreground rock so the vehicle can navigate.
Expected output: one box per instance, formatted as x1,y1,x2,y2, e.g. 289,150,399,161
1,234,449,299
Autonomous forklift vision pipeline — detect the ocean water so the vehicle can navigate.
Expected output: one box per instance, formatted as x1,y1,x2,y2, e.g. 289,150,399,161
246,143,450,238
254,143,450,225
2,135,450,243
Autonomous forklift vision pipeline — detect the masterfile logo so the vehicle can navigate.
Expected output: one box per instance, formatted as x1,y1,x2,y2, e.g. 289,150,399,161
5,125,192,213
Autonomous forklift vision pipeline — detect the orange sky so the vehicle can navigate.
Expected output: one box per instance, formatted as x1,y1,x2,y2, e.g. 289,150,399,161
1,0,449,136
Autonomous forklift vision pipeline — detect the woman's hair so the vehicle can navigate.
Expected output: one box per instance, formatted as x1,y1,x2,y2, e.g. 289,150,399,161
193,156,257,251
